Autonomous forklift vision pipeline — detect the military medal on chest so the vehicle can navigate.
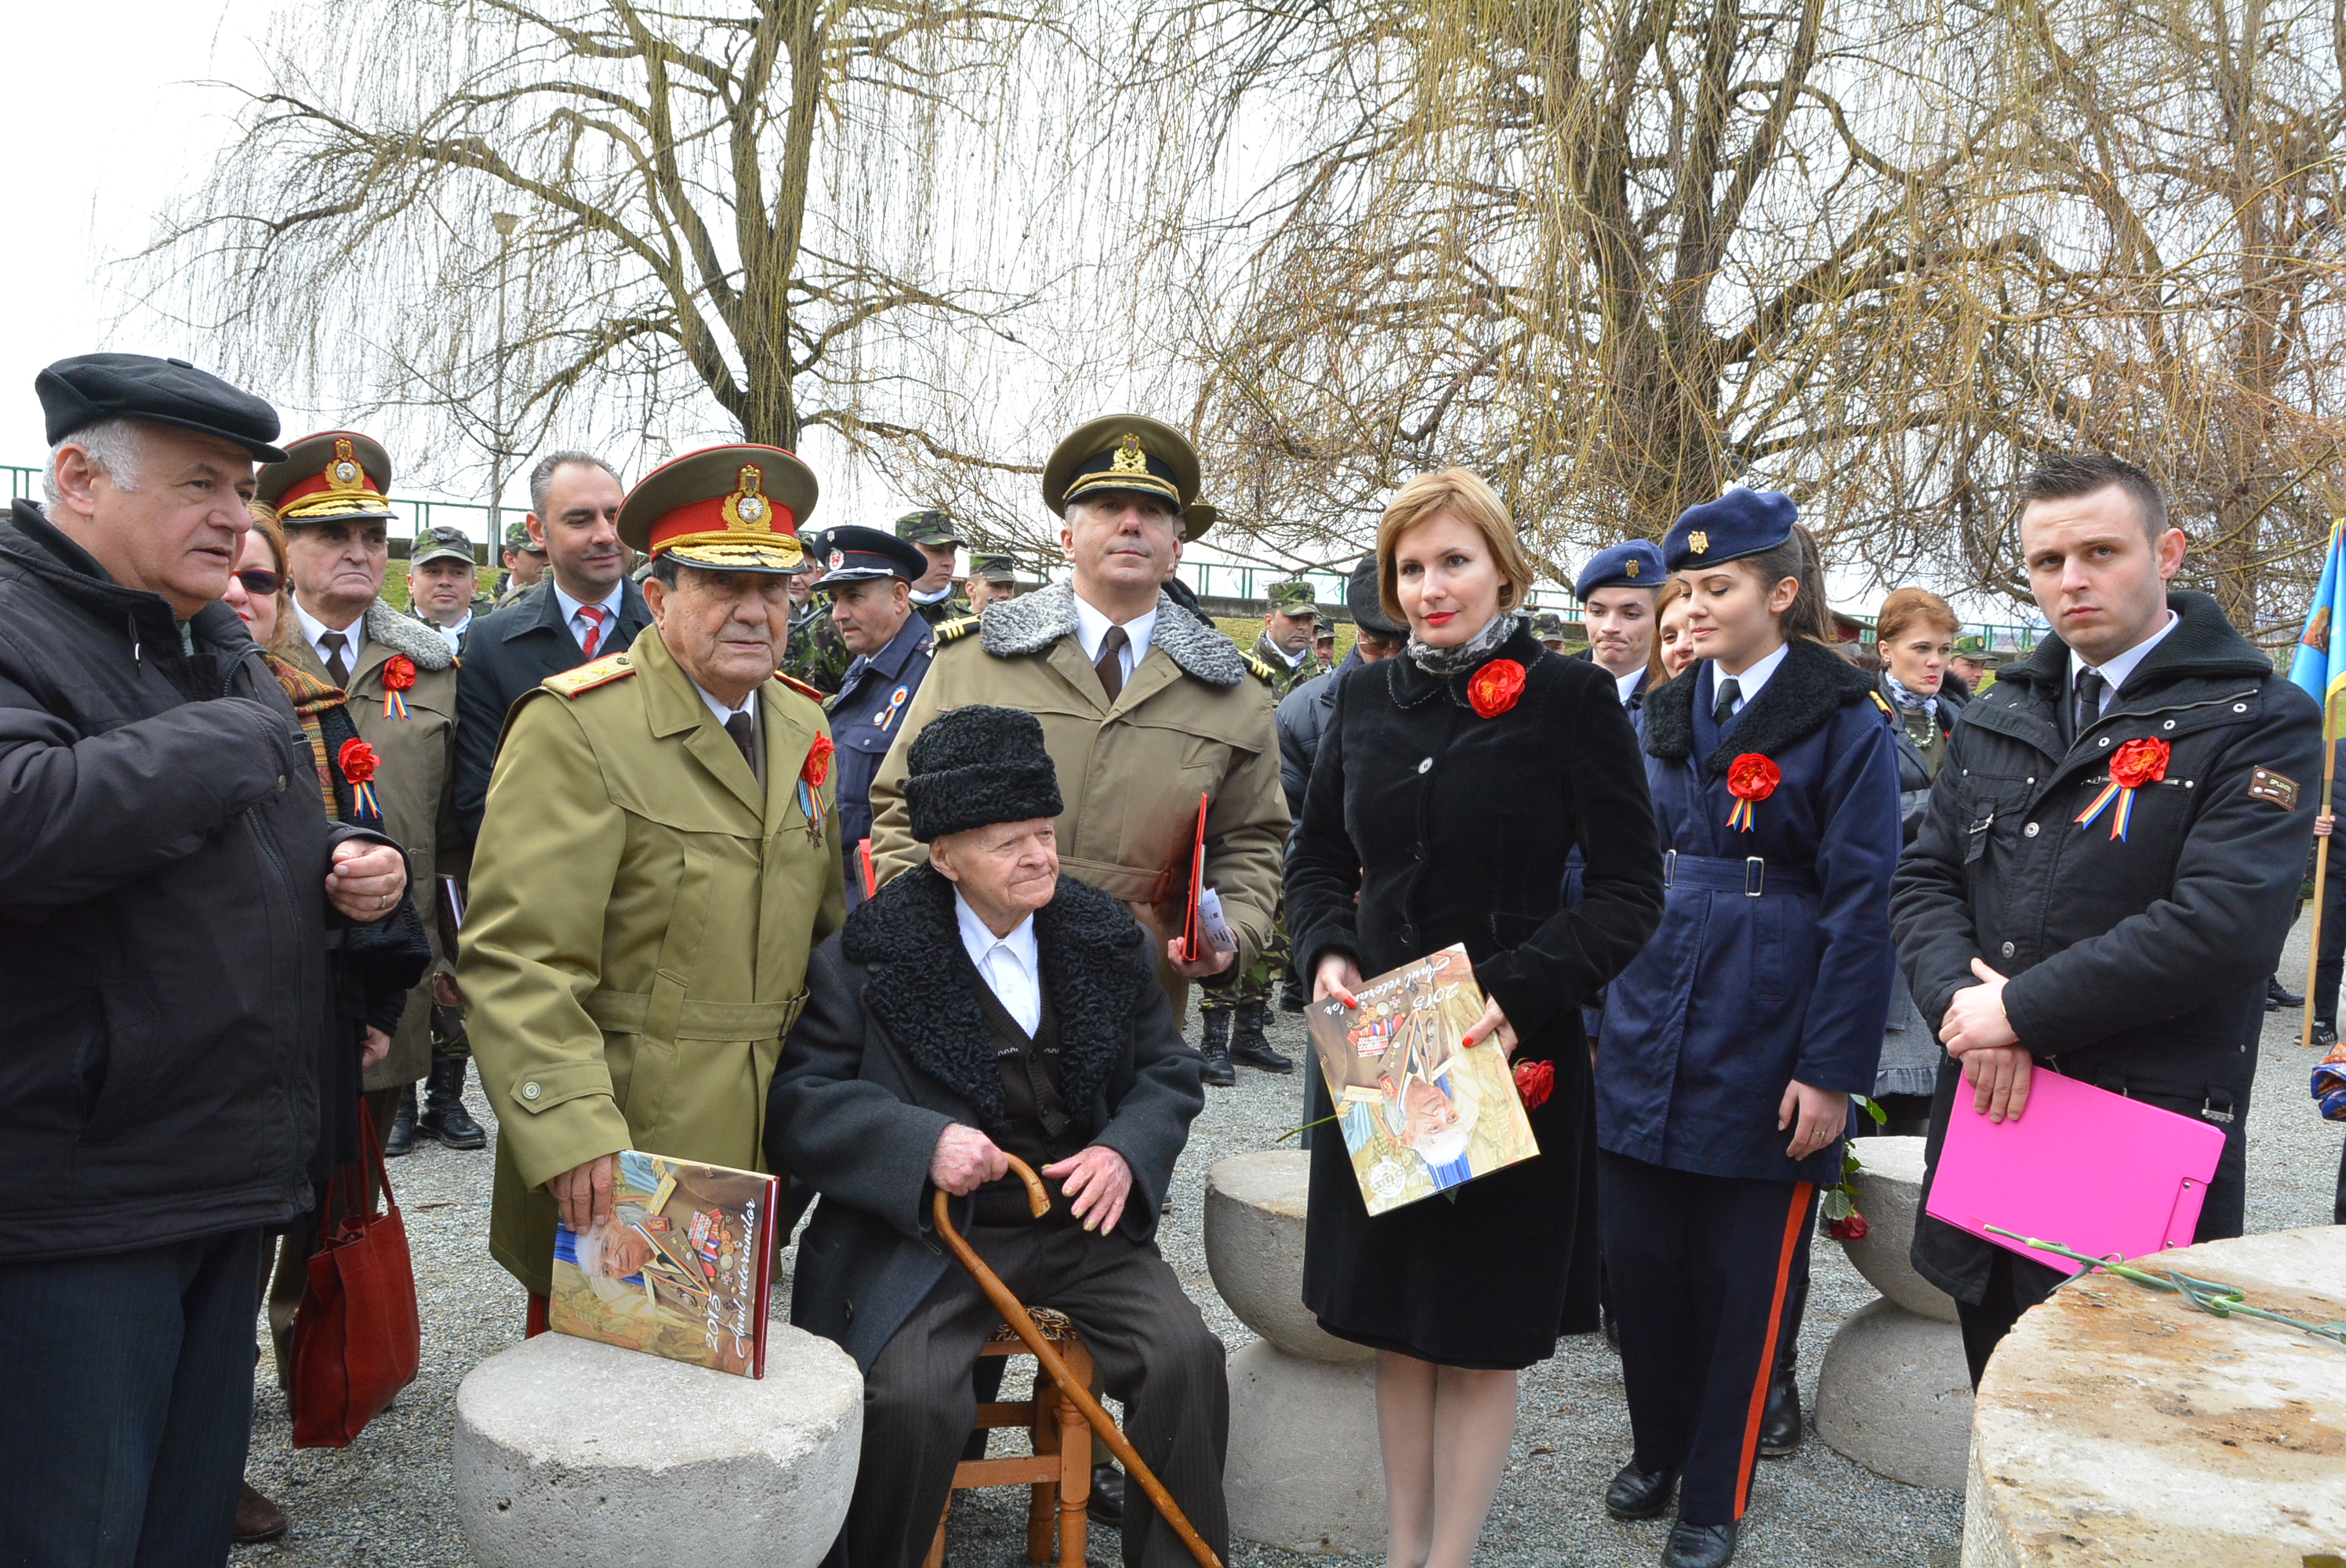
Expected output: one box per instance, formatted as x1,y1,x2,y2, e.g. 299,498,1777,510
2075,737,2169,841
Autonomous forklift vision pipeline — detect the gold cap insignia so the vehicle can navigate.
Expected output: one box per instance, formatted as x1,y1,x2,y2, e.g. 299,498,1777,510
329,437,363,490
1689,531,1709,554
1109,434,1150,477
1625,558,1640,578
722,465,768,531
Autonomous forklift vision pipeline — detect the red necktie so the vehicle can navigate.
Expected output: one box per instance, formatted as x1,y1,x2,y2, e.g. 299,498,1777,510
576,604,609,659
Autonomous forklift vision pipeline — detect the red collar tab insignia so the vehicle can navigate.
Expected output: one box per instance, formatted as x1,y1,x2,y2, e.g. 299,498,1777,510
2075,737,2170,841
1724,752,1781,831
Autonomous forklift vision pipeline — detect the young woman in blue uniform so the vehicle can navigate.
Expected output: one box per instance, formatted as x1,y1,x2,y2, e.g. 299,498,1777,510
1596,490,1901,1568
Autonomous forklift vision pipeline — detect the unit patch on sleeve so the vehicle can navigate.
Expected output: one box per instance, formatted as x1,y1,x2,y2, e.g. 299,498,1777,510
2246,767,2300,811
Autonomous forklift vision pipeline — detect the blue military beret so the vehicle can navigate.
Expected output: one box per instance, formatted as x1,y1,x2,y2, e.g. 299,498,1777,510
1661,488,1799,572
37,353,288,463
1573,539,1666,601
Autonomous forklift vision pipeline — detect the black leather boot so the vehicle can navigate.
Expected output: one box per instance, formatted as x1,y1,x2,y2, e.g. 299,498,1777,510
383,1083,419,1157
2268,974,2304,1011
419,1055,487,1150
1087,1460,1124,1524
1198,1010,1237,1087
1229,1000,1293,1073
1661,1520,1738,1568
1760,1272,1808,1456
1603,1459,1678,1521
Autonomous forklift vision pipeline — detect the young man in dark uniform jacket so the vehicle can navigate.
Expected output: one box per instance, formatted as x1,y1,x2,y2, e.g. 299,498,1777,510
1891,454,2320,1386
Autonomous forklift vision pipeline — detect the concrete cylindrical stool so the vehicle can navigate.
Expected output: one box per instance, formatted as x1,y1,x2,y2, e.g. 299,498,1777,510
452,1325,862,1568
1838,1136,1957,1323
1813,1298,1973,1490
1204,1150,1371,1363
1205,1152,1386,1555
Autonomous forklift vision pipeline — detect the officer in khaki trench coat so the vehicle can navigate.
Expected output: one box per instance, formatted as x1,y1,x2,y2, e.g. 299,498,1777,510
260,432,464,1146
460,444,845,1309
870,416,1287,1024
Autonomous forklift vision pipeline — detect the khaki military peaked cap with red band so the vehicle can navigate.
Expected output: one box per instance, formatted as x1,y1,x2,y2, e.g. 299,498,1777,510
256,430,397,524
617,444,819,575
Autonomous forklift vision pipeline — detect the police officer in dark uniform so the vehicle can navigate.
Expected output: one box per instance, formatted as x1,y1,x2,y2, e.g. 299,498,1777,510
897,507,972,626
819,524,938,909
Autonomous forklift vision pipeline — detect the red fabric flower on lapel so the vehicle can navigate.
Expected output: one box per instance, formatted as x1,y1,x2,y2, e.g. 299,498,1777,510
1467,659,1527,718
2109,737,2170,789
380,655,416,691
801,732,835,789
1513,1058,1555,1111
336,739,378,782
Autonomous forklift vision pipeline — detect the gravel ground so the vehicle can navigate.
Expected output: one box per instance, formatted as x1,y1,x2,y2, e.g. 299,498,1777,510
240,913,2345,1566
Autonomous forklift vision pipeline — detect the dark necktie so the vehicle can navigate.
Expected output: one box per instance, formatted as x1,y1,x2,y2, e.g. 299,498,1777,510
319,631,350,688
1712,676,1741,728
2073,667,2106,742
724,711,758,779
1095,625,1129,702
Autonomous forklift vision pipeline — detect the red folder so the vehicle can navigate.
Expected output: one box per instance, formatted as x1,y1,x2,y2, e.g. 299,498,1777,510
1177,793,1208,961
1923,1066,2224,1275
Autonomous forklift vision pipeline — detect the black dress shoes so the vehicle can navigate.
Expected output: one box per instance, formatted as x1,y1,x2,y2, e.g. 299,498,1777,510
1603,1460,1679,1522
2268,975,2304,1011
1661,1520,1738,1568
1758,1366,1802,1456
1087,1460,1124,1524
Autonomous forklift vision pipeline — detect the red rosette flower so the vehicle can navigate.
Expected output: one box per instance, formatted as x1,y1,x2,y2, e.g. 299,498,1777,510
1467,659,1527,718
1727,753,1781,802
380,655,417,691
2109,736,2170,790
336,739,379,783
1825,1212,1870,1242
1513,1058,1555,1112
801,732,835,789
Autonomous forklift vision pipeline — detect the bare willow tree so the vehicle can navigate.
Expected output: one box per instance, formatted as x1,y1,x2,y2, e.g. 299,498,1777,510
1136,0,2346,624
144,0,1070,498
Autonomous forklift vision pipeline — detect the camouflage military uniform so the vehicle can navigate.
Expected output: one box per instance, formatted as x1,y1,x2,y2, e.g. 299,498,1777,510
786,601,853,695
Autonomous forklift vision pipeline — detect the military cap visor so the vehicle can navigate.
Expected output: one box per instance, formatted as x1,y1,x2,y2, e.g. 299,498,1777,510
258,432,398,524
1043,414,1201,520
617,444,817,575
411,525,478,568
37,353,289,464
815,524,928,586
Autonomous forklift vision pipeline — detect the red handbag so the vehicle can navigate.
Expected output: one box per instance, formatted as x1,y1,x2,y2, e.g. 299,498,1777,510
289,1102,421,1448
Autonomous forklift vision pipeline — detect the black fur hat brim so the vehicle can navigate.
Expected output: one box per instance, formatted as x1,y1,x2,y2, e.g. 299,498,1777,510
906,758,1063,841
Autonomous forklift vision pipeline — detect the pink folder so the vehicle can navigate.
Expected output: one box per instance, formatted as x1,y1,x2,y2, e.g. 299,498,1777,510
1923,1067,2224,1276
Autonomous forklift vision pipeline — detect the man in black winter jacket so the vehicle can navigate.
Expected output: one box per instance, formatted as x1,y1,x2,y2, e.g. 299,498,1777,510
1892,454,2320,1387
0,355,408,1563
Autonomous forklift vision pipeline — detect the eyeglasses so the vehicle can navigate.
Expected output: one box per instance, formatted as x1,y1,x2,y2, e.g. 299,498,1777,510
234,568,285,595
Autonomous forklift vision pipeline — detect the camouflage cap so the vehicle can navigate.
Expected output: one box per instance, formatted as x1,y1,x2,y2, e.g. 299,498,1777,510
895,508,964,548
410,524,478,568
968,552,1018,583
503,519,544,554
1533,610,1567,640
1953,633,1987,656
1267,579,1318,615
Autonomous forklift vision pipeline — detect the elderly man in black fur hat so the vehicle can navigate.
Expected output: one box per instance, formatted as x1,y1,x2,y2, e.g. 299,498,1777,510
770,704,1227,1568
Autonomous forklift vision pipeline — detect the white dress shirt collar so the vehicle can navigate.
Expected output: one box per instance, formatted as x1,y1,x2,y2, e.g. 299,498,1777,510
1614,665,1645,707
1071,593,1158,678
292,598,366,674
554,579,626,639
2070,609,2179,713
1714,639,1790,716
690,682,758,728
955,890,1042,1037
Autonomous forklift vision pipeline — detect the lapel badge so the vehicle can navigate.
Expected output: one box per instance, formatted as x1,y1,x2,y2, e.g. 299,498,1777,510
721,465,768,531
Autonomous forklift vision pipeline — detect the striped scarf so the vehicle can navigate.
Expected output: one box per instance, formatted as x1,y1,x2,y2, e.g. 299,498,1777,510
263,652,373,826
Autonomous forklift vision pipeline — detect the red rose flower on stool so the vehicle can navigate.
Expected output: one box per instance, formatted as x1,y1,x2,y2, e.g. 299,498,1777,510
336,738,383,820
1467,659,1527,718
2075,736,2170,842
380,653,418,719
1723,752,1780,832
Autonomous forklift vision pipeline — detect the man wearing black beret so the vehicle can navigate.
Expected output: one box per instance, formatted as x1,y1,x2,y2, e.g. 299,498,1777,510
0,354,409,1557
772,704,1226,1568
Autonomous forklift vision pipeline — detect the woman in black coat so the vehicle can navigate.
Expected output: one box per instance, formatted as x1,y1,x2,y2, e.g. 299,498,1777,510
1287,468,1665,1568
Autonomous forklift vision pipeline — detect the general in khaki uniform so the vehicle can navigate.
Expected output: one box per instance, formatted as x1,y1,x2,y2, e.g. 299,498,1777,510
869,416,1288,1021
462,445,845,1300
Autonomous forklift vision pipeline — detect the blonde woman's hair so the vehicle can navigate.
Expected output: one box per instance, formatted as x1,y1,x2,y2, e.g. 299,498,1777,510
245,500,294,654
1376,468,1535,626
1649,577,1692,686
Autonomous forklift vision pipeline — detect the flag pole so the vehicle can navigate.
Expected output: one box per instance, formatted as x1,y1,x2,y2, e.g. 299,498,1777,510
2306,688,2345,1050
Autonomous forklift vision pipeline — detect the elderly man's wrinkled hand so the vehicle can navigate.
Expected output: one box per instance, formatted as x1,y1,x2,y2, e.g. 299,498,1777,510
326,840,409,923
547,1153,617,1234
930,1123,1008,1196
1044,1145,1133,1235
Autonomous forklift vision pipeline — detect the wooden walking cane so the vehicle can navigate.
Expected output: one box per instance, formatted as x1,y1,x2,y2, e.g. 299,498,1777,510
2303,686,2344,1049
932,1157,1224,1568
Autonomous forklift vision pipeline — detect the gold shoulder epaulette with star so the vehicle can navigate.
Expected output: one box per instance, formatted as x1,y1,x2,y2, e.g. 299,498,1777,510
543,652,637,699
934,615,982,644
1244,654,1281,686
772,670,826,704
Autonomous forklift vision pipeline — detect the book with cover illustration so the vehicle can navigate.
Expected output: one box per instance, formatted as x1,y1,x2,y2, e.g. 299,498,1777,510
1306,945,1541,1215
547,1149,779,1377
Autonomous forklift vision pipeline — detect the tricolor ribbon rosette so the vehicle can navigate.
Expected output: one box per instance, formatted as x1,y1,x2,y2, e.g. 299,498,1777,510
1467,659,1526,718
1723,752,1780,832
337,738,383,822
797,732,834,844
2075,736,2169,841
380,654,417,719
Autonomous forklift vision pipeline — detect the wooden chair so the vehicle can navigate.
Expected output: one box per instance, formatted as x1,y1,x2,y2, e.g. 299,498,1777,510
923,1307,1094,1568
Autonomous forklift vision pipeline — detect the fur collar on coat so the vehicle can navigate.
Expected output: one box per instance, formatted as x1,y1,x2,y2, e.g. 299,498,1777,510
840,863,1160,1126
365,602,456,672
1643,637,1879,775
978,582,1245,688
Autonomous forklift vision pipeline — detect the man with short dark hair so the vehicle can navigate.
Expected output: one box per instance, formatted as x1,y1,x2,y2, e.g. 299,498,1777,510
497,517,548,604
452,451,650,846
1894,452,2321,1385
0,355,408,1560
